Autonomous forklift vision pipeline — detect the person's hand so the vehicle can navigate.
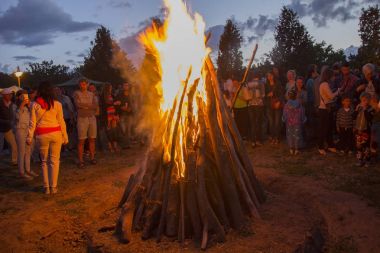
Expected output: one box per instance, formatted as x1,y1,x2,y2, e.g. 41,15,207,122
114,101,121,106
357,84,365,92
63,138,69,145
268,92,273,97
26,138,32,145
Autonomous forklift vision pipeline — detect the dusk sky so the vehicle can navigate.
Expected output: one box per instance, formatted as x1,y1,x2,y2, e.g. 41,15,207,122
0,0,378,74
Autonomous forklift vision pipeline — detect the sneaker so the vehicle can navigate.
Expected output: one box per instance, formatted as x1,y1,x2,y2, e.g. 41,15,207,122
50,187,58,194
44,187,50,194
20,174,33,180
327,147,337,153
318,149,327,155
28,171,39,177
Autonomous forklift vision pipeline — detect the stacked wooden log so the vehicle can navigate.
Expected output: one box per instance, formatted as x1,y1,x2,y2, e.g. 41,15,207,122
116,56,266,250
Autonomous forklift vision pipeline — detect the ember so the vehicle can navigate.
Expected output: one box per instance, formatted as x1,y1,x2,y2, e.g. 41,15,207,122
116,0,266,249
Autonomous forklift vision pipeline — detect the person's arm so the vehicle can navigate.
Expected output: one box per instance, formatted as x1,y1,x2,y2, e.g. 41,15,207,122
26,103,37,144
56,102,68,144
321,82,338,101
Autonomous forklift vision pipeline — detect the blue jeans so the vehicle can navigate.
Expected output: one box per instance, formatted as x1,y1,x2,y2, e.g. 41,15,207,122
267,108,282,140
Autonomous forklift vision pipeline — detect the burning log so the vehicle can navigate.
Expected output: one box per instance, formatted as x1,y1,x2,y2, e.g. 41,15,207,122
115,0,265,249
116,57,265,248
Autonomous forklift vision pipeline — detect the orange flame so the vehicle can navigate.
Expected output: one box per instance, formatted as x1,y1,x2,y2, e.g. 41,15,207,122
139,0,210,178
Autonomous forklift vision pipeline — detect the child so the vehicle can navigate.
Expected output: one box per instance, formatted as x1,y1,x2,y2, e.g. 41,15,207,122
283,89,306,155
105,92,120,153
354,92,373,167
370,95,380,162
336,96,355,155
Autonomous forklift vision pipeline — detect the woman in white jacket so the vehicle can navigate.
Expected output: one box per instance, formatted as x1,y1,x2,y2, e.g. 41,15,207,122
27,81,68,194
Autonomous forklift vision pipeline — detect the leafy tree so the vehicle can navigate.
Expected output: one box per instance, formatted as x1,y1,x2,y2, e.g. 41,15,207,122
27,60,71,85
83,26,133,85
217,19,244,81
269,7,315,75
353,5,380,67
313,41,346,67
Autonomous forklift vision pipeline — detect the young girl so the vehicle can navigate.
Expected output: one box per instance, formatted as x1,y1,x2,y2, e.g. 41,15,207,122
354,92,373,167
14,90,38,180
283,89,306,155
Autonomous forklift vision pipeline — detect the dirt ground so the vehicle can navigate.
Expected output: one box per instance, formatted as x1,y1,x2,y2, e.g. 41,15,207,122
0,142,380,253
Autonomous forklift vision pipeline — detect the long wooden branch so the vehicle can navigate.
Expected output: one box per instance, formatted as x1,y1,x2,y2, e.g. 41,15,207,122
231,44,258,109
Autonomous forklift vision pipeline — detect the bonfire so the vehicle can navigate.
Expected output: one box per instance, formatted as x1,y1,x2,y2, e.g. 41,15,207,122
116,0,265,249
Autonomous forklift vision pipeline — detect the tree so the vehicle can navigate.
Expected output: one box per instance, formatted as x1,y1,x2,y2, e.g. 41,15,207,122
27,60,71,86
353,5,380,67
269,7,315,75
313,41,346,67
217,19,244,81
83,26,133,85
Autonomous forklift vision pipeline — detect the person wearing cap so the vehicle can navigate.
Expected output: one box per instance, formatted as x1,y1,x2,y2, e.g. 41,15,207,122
14,90,38,179
0,88,18,165
73,79,98,168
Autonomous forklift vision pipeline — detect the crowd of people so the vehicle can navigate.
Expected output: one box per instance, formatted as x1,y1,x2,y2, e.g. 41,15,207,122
1,61,380,194
0,79,135,194
224,62,380,167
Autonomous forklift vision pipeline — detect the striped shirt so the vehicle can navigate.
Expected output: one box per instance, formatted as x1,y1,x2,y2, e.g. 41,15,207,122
336,107,354,129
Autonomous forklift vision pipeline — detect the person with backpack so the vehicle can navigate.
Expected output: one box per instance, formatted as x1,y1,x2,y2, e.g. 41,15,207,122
27,81,68,194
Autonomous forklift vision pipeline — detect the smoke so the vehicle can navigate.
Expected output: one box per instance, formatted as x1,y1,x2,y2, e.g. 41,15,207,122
112,25,163,141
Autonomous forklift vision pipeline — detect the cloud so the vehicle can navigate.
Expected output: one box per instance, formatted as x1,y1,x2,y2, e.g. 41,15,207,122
66,59,76,64
77,53,86,58
76,35,90,42
0,63,11,73
241,15,277,39
108,0,131,8
205,25,225,52
13,55,38,61
65,51,72,56
287,0,364,27
0,0,99,47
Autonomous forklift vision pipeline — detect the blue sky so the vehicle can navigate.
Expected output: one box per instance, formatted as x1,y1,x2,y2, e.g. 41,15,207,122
0,0,376,74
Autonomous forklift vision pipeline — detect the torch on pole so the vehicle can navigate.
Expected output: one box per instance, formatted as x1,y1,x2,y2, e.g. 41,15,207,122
231,44,258,110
